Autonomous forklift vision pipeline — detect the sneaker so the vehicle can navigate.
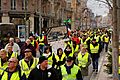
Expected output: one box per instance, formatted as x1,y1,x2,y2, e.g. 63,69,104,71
96,69,98,72
95,69,98,74
93,69,95,72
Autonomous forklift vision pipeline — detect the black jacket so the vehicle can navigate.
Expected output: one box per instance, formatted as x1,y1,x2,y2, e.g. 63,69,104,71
28,65,60,80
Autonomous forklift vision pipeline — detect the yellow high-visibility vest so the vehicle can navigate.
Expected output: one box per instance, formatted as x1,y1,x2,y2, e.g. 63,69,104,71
104,37,109,43
55,53,66,62
19,58,39,78
39,36,44,45
61,64,80,80
0,59,8,75
118,56,120,74
1,70,23,80
7,52,18,58
81,39,88,48
72,45,79,53
46,53,54,66
90,43,99,53
54,53,66,69
78,52,89,67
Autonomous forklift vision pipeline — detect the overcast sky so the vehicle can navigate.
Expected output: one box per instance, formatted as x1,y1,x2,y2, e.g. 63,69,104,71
87,0,109,16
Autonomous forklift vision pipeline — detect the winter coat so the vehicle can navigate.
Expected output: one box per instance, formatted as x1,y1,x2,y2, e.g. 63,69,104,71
28,65,60,80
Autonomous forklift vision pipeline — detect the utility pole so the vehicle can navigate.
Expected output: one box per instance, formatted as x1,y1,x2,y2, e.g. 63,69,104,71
112,0,119,79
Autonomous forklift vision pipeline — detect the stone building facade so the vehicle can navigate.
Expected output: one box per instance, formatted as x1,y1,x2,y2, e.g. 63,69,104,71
0,0,90,35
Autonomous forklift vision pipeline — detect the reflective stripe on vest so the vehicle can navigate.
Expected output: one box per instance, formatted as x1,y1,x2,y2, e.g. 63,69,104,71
61,64,80,80
90,44,99,53
19,58,39,78
78,52,89,67
1,71,20,80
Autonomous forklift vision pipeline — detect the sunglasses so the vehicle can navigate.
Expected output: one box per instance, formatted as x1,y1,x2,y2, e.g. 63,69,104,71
8,60,16,63
66,60,72,62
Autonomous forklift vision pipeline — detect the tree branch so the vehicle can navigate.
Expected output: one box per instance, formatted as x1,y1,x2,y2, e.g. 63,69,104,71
95,0,113,9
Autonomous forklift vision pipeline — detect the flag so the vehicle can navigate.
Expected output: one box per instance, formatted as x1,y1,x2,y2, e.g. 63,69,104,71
67,27,71,37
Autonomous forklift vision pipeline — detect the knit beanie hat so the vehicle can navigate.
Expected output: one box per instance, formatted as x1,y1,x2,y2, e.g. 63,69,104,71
39,56,47,64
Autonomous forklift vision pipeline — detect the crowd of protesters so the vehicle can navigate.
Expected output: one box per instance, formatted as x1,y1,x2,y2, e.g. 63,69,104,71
0,28,112,80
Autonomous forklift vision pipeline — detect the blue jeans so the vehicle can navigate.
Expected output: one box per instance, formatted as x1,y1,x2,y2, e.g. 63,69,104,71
39,45,45,55
92,57,99,70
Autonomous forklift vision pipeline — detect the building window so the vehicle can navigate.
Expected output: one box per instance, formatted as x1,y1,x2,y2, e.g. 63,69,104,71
22,0,28,10
11,0,16,10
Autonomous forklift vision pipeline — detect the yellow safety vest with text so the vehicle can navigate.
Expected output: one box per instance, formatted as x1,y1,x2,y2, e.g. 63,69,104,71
0,59,8,75
78,52,89,67
19,58,39,78
61,64,80,80
90,44,99,53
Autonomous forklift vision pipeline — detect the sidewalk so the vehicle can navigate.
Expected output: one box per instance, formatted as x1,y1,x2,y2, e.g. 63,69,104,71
97,53,113,80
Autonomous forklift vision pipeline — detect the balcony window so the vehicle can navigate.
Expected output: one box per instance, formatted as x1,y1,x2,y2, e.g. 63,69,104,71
11,0,16,10
22,0,28,10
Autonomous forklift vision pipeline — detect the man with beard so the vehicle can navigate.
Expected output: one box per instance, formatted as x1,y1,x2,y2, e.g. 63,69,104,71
19,49,39,78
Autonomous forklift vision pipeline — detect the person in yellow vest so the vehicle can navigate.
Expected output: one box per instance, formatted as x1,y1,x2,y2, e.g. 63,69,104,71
118,55,120,78
6,45,19,60
80,35,90,49
55,48,66,70
0,57,26,80
88,39,102,73
64,44,74,58
77,47,91,77
38,34,45,55
103,34,110,52
42,46,56,68
72,41,80,54
0,49,8,75
19,49,39,78
60,57,83,80
29,36,39,57
54,48,66,77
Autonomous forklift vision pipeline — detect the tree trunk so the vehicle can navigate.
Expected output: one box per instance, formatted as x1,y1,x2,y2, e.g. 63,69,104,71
112,0,119,80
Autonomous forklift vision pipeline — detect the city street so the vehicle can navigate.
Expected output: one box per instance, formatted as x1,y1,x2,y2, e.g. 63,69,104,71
49,39,113,80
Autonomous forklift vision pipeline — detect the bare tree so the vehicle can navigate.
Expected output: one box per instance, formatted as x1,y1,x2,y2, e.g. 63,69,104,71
95,0,113,9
